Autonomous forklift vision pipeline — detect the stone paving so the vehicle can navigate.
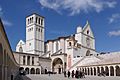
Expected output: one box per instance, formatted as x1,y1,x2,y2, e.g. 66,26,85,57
27,74,120,80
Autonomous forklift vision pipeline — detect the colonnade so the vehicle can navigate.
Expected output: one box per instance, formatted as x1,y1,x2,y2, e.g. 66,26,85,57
20,67,41,74
79,65,120,76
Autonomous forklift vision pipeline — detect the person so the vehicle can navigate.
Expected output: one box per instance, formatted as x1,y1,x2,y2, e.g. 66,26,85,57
67,71,70,78
64,70,67,77
72,70,74,78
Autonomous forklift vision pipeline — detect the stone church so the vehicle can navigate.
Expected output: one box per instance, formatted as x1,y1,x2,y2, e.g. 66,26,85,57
14,13,120,76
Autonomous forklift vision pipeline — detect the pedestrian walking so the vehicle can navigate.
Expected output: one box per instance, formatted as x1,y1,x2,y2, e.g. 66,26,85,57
64,71,67,77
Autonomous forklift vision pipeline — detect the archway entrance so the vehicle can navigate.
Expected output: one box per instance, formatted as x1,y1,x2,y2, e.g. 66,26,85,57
110,66,114,76
52,58,63,74
116,66,120,76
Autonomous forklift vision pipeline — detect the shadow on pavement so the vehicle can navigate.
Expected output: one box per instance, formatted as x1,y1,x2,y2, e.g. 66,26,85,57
14,75,31,80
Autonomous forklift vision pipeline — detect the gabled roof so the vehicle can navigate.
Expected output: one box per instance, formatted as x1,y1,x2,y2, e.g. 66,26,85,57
16,40,25,46
82,20,94,38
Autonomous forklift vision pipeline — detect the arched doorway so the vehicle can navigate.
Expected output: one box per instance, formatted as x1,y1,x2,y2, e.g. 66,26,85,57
94,67,96,75
52,58,63,74
91,68,93,75
30,68,35,74
110,66,114,76
97,67,100,76
115,66,120,76
25,68,29,74
86,50,90,56
88,68,90,75
105,66,109,76
101,67,104,74
36,68,40,74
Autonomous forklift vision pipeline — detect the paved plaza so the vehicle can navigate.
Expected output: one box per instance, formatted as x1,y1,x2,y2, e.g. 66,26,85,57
26,74,120,80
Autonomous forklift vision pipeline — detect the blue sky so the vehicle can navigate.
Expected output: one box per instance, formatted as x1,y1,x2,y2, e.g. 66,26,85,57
0,0,120,52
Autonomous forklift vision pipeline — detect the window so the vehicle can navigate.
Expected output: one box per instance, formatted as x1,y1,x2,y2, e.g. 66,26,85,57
38,28,40,32
41,19,43,25
32,57,34,65
19,47,23,52
28,19,29,24
87,30,89,34
27,56,30,65
23,56,26,65
36,17,38,23
69,42,71,46
39,18,40,24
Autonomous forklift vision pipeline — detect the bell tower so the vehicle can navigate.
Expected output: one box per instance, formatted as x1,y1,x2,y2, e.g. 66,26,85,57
26,13,44,56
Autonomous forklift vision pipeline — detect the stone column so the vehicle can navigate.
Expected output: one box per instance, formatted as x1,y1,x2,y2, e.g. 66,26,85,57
26,55,27,65
92,67,94,76
95,66,98,76
114,66,116,76
108,66,111,76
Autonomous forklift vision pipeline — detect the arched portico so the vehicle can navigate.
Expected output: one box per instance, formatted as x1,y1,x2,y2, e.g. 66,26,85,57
110,66,114,76
30,68,35,74
52,58,63,74
94,67,96,75
25,68,29,74
115,66,120,76
105,66,109,76
36,68,40,74
97,67,100,75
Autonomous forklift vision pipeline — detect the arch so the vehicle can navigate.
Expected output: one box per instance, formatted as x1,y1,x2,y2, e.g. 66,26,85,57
82,68,84,72
101,67,104,74
115,66,120,76
30,68,35,74
86,50,90,56
110,66,114,76
36,68,40,74
105,66,109,76
90,68,93,75
94,67,96,75
88,68,90,75
52,58,63,74
19,67,24,71
97,67,100,76
69,42,71,46
25,68,29,74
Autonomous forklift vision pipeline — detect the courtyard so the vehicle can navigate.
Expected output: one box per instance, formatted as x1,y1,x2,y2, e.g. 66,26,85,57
26,74,120,80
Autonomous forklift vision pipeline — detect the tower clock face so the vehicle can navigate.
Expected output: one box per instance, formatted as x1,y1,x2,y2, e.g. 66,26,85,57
86,37,90,47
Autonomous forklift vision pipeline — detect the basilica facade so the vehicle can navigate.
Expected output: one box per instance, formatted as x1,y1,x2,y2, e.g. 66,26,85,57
14,13,120,76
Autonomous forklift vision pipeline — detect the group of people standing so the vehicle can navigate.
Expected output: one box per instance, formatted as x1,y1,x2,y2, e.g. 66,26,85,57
64,70,85,79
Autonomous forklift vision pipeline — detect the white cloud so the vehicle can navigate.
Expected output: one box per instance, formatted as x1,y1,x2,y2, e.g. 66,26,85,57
108,30,120,37
39,0,116,15
109,13,120,23
2,20,13,26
